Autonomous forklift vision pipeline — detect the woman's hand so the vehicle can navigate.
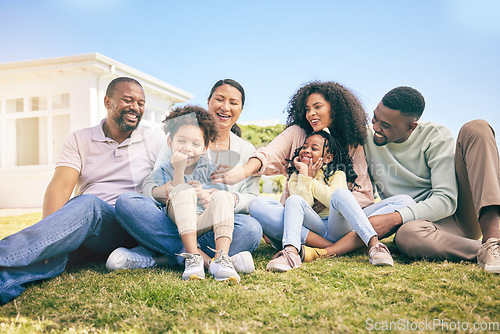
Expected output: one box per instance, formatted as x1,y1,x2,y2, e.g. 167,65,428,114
210,165,246,186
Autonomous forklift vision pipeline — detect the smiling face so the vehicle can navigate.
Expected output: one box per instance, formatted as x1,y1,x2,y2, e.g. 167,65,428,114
167,124,207,170
305,93,333,132
298,134,332,165
207,84,243,133
105,81,145,132
371,101,418,146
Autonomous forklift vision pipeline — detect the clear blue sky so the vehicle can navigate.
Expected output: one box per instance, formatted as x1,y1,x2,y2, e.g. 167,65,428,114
1,0,499,138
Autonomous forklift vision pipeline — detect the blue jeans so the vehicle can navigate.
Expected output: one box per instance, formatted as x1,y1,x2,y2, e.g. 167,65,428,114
249,191,415,250
0,194,136,305
114,192,263,263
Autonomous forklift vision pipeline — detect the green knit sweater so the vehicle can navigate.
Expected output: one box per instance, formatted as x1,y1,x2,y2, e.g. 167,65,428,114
364,121,457,223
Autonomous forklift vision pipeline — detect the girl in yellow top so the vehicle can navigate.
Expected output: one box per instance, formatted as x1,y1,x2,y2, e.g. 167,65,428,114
266,130,396,271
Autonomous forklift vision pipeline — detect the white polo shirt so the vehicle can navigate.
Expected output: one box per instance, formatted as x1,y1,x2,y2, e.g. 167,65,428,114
56,119,164,205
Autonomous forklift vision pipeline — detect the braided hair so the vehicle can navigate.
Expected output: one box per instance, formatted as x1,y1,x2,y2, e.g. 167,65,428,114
287,130,359,188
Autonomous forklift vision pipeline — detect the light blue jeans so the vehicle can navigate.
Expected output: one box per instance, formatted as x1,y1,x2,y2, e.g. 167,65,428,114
249,189,415,250
114,192,263,264
0,194,136,305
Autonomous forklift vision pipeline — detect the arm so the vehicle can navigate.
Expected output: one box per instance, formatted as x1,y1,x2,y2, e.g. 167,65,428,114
397,135,457,223
210,157,261,186
211,126,303,185
143,144,171,197
151,163,175,205
230,174,260,214
349,145,375,208
42,166,79,218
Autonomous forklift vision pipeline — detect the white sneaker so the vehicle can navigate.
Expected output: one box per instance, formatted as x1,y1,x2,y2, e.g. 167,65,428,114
178,253,205,280
231,251,255,274
477,238,500,274
106,246,156,271
368,243,394,266
209,249,240,282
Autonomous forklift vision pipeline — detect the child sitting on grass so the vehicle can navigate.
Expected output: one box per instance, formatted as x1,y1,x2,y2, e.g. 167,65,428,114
267,130,394,272
154,105,240,282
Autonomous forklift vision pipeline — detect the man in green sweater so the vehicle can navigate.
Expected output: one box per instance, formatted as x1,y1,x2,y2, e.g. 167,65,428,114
364,86,500,273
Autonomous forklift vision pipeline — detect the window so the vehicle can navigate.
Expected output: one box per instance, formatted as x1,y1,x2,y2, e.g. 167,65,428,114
1,93,71,167
141,105,166,134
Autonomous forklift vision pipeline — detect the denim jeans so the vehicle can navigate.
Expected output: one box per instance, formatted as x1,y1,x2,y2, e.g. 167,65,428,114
0,194,136,305
249,191,415,250
114,192,263,263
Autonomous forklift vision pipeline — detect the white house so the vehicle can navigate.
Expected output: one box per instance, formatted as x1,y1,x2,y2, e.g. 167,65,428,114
0,53,193,208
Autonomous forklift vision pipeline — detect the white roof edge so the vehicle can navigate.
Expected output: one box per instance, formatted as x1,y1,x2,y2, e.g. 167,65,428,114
0,52,193,102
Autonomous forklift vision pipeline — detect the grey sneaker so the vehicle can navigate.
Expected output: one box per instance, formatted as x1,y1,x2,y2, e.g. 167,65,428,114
209,249,241,282
477,238,500,274
231,251,255,274
178,253,205,280
106,246,156,271
266,248,302,272
369,243,394,266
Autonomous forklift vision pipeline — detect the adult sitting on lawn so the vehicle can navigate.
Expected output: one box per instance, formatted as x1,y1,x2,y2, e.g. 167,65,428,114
211,81,414,260
364,86,500,273
106,79,262,273
0,77,163,305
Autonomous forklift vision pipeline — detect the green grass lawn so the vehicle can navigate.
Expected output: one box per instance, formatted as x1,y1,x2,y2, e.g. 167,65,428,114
1,213,499,333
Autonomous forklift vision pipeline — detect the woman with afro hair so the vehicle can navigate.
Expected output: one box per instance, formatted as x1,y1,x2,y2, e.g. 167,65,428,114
212,81,413,261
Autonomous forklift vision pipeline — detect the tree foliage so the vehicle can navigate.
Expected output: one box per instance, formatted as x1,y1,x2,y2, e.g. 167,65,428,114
239,124,285,148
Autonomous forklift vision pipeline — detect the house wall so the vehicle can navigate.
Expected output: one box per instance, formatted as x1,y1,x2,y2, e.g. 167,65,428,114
0,69,177,208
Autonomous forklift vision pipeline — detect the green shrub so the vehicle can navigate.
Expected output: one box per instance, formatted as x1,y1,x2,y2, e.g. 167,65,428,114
239,124,285,148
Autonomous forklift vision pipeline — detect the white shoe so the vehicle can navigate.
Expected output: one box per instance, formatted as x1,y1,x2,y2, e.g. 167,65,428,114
209,249,240,282
231,251,255,274
477,238,500,274
178,253,205,280
106,246,156,271
368,243,394,266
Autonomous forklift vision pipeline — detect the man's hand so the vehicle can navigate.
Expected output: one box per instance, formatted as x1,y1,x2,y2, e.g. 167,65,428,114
368,212,403,239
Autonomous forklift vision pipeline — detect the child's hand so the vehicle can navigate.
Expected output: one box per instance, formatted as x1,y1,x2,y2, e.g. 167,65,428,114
186,180,214,208
198,188,216,209
309,157,323,177
171,151,189,171
294,156,322,177
293,156,309,175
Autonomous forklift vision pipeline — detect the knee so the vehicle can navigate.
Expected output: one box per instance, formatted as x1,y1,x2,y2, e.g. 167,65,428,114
172,183,195,194
211,190,233,203
115,192,141,213
69,194,105,213
458,119,495,143
73,193,100,206
249,196,273,216
236,214,263,245
329,187,351,205
394,220,437,258
392,194,416,207
285,194,306,206
331,188,351,199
